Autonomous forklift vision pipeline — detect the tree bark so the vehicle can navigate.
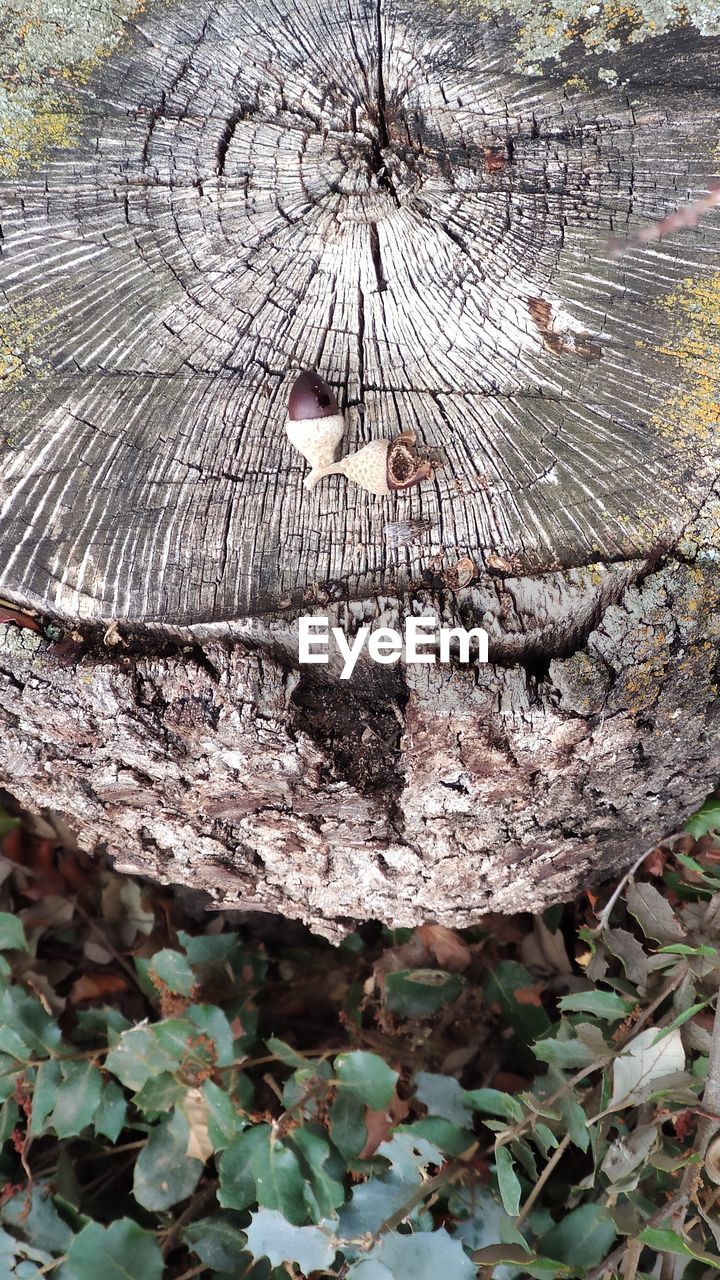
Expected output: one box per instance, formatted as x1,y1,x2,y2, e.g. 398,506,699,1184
0,0,718,936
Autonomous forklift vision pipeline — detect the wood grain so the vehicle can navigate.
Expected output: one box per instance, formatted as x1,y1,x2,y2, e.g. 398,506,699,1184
0,1,718,626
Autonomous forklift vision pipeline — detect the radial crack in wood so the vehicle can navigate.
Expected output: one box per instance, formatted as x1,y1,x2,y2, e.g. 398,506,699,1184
0,1,718,932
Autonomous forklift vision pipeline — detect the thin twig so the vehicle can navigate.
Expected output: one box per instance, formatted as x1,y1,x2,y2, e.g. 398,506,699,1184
160,1178,219,1259
514,1133,571,1228
592,835,684,935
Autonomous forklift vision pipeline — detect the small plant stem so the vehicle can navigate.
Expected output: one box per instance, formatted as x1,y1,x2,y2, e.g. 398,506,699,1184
513,1132,571,1228
373,1158,467,1237
621,1237,643,1280
670,991,720,1236
586,1190,688,1280
160,1178,219,1258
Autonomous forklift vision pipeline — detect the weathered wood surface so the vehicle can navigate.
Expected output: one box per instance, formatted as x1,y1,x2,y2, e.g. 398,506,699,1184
0,0,718,934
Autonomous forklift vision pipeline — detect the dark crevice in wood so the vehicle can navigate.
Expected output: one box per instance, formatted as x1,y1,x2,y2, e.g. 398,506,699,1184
290,667,407,799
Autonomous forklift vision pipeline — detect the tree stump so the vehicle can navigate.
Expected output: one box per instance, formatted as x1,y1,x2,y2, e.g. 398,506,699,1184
0,0,718,937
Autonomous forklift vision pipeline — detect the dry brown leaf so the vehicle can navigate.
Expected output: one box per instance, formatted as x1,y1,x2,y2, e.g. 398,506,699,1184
181,1086,214,1162
416,923,471,972
513,985,544,1007
359,1090,411,1159
69,972,128,1005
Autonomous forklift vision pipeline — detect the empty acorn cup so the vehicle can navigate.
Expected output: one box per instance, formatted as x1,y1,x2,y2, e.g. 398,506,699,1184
308,432,434,496
286,370,346,490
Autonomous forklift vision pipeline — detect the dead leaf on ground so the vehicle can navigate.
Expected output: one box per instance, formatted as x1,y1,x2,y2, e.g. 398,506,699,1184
69,972,129,1005
416,923,472,972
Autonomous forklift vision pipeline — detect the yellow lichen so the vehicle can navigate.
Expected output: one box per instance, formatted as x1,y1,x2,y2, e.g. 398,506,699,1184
650,274,720,457
0,303,49,399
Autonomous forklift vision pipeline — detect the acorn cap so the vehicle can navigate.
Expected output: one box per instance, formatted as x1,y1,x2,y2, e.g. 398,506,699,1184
288,370,339,421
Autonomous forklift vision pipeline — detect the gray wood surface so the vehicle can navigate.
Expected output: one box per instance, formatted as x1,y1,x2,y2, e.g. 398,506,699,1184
0,1,718,626
0,2,718,934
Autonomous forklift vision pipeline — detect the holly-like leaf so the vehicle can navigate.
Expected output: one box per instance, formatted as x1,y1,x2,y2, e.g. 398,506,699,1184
133,1112,204,1211
244,1208,335,1272
48,1061,103,1138
540,1205,616,1268
218,1124,271,1212
94,1080,127,1143
626,882,685,945
183,1213,248,1270
414,1072,472,1126
68,1219,163,1280
335,1051,398,1110
147,948,197,997
105,1025,182,1091
351,1226,476,1279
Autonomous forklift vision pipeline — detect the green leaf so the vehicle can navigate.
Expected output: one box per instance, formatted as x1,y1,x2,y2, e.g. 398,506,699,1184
147,948,197,997
398,1117,473,1155
657,943,716,957
414,1072,472,1126
484,962,551,1041
202,1079,243,1150
288,1126,346,1220
68,1219,163,1280
132,1071,186,1118
540,1205,616,1267
244,1208,335,1272
558,991,634,1021
384,969,464,1018
0,914,26,952
28,1060,62,1136
639,1226,720,1265
105,1025,182,1091
218,1124,272,1212
183,1213,249,1270
48,1061,103,1138
353,1226,477,1278
0,810,19,839
265,1036,308,1068
335,1050,398,1109
133,1112,204,1211
250,1137,307,1225
684,796,720,839
0,988,62,1057
2,1185,73,1253
329,1087,368,1160
94,1080,127,1143
463,1087,524,1123
533,1036,594,1069
187,1003,235,1066
495,1146,521,1216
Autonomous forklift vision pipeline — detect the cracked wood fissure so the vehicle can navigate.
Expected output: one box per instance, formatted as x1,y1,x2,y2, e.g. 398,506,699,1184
0,1,718,934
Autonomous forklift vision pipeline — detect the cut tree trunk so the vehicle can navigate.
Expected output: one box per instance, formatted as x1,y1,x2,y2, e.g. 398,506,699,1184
0,0,718,937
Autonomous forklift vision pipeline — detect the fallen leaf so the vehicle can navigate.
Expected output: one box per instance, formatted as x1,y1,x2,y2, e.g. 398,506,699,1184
0,606,41,633
416,924,471,972
69,973,128,1005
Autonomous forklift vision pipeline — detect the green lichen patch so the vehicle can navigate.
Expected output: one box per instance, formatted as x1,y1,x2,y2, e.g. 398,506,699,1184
0,0,149,175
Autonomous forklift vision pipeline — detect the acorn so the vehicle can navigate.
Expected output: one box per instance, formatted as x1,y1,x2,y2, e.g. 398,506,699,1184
286,370,346,490
308,432,433,496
